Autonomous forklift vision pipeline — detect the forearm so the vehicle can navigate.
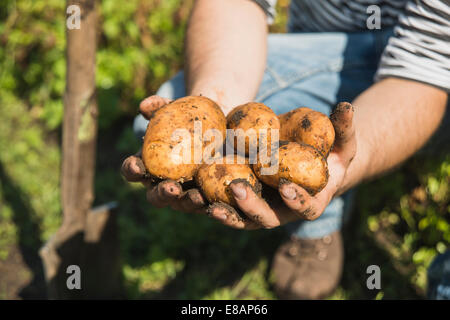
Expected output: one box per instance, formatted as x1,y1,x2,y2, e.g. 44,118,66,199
185,0,267,114
341,77,447,192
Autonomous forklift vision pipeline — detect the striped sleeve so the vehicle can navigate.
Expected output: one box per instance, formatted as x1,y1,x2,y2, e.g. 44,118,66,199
251,0,277,24
375,0,450,92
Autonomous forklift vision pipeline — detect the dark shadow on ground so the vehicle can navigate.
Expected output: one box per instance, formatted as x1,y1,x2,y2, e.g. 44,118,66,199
0,162,47,299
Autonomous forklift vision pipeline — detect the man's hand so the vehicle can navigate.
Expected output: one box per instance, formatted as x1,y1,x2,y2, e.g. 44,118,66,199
121,96,207,214
211,102,356,229
221,78,447,230
121,96,355,230
121,95,262,229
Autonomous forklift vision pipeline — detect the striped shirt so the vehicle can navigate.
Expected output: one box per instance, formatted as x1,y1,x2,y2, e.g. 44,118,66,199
252,0,450,92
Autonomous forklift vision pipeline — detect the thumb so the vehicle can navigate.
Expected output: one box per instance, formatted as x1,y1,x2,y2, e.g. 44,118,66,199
330,102,356,165
139,95,173,120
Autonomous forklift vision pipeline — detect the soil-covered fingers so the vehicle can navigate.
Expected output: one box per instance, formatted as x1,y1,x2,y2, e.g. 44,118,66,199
207,203,261,230
139,95,173,119
229,181,281,229
146,180,182,208
121,155,148,182
172,188,208,214
278,182,320,220
330,102,356,164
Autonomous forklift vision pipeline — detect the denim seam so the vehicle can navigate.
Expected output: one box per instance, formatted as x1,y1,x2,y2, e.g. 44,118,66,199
266,64,288,88
257,57,360,101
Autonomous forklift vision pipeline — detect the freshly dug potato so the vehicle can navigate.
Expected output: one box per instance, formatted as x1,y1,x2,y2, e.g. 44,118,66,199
142,96,226,182
279,107,335,156
143,141,198,182
195,155,261,206
226,102,280,155
145,96,226,144
252,141,328,195
279,108,309,141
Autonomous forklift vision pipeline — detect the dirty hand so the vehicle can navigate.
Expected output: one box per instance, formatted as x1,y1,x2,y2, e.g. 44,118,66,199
121,97,355,230
214,102,356,229
121,96,210,216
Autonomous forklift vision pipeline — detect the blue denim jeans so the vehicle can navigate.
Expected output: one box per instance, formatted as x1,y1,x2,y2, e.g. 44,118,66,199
134,29,394,239
428,250,450,300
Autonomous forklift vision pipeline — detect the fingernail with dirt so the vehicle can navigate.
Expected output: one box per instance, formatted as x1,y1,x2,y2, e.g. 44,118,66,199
231,184,247,200
163,184,178,197
212,208,227,221
281,187,296,200
217,213,227,221
133,159,146,175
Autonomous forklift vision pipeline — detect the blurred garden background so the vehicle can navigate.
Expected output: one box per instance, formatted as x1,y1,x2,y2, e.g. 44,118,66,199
0,0,449,299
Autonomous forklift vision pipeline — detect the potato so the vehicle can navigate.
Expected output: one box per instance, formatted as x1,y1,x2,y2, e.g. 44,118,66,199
143,141,198,182
252,141,328,195
142,96,226,182
145,96,226,144
226,102,280,155
279,107,335,156
279,108,309,141
195,155,261,206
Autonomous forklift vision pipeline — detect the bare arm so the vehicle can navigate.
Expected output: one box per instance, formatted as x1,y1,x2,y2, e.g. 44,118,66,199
341,78,448,193
185,0,268,114
216,78,448,228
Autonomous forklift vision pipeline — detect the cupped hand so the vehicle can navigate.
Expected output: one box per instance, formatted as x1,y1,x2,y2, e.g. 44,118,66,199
121,96,206,214
121,95,261,229
121,97,355,230
216,102,356,229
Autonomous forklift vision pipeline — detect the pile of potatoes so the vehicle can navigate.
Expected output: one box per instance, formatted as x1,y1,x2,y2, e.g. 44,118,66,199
141,96,336,207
